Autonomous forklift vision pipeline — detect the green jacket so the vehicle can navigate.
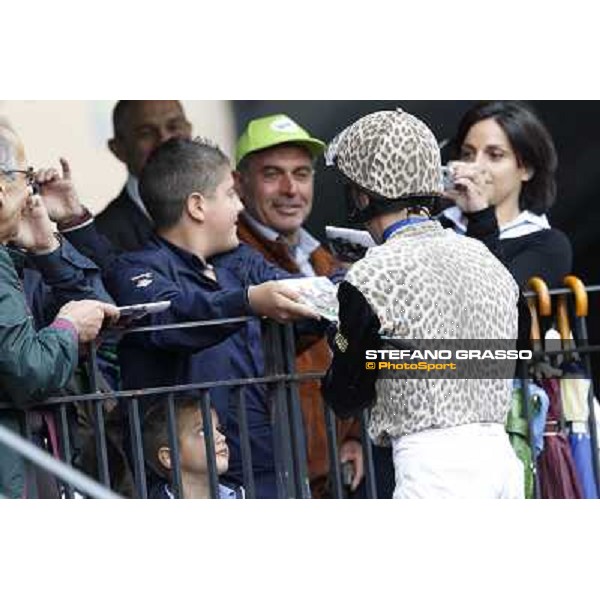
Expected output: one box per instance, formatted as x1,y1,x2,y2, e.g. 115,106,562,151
0,245,78,498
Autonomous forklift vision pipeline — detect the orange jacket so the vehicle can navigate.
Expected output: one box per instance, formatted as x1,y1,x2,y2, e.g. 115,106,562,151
237,216,360,496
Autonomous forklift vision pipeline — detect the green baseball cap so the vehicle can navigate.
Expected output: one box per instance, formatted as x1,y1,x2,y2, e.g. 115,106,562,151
235,114,326,166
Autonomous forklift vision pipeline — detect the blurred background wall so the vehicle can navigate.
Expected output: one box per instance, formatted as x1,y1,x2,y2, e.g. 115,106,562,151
0,100,236,214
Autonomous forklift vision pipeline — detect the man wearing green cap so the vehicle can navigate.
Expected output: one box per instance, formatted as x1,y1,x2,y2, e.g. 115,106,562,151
234,114,364,498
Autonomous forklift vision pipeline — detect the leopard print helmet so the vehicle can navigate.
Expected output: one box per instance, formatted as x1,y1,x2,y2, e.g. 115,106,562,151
326,108,443,202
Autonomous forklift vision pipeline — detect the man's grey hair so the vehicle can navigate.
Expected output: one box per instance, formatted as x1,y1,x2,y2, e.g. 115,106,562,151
0,116,17,173
139,136,230,231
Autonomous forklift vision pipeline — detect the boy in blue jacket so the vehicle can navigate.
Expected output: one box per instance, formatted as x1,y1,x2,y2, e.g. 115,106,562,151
101,137,319,498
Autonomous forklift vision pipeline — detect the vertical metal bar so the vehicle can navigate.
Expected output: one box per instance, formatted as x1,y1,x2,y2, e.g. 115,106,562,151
199,391,220,500
271,392,295,498
234,386,256,499
127,397,147,498
324,405,343,499
22,411,38,499
166,393,182,499
282,323,311,499
87,342,110,488
92,401,110,488
263,321,296,498
359,410,377,499
573,315,600,495
57,404,74,499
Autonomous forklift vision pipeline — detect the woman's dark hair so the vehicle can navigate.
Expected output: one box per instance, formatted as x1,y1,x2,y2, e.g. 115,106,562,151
450,101,557,214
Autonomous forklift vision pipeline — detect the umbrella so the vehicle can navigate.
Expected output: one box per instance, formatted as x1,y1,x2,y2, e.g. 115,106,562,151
508,379,549,498
527,276,583,499
556,276,599,498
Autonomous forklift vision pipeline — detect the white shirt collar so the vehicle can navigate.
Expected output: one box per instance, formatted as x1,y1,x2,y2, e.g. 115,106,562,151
126,174,152,220
441,205,550,240
243,211,280,242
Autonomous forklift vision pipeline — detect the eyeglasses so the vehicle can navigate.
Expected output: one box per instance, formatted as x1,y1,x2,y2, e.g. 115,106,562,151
1,167,39,193
1,167,35,184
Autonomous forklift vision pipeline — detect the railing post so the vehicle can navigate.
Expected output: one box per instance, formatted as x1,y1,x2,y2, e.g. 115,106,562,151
87,342,110,489
263,320,296,498
282,323,311,499
57,404,74,499
127,396,147,498
234,386,256,499
324,405,343,499
166,392,182,499
200,391,220,499
359,410,377,498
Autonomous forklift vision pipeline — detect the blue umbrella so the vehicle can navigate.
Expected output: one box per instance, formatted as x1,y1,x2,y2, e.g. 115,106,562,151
556,282,599,498
560,360,598,498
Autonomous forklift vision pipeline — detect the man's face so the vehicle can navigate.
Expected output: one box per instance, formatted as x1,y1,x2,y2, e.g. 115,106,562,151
202,168,244,257
236,144,314,237
0,130,31,243
178,408,229,476
109,100,192,177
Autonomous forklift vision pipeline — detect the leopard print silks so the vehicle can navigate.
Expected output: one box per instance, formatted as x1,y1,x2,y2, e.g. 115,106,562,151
333,109,444,200
346,220,519,445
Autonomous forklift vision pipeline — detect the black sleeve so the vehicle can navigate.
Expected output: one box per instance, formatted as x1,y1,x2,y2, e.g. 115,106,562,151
465,207,503,260
63,221,120,273
321,280,382,419
440,208,507,266
507,229,573,290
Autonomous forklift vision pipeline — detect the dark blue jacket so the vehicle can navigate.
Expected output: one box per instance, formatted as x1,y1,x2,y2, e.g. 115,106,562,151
12,239,115,327
12,240,119,388
103,235,297,498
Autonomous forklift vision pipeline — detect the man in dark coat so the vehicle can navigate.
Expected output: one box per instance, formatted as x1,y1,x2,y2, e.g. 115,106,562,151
95,101,192,251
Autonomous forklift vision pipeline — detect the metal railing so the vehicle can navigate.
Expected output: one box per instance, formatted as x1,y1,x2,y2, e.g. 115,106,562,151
1,283,598,500
0,317,373,499
0,423,120,499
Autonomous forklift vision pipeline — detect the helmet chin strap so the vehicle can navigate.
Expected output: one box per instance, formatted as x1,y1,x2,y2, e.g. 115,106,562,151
346,193,436,224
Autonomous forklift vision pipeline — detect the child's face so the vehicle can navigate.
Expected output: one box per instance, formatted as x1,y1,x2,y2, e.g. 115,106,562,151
179,407,229,476
203,168,244,257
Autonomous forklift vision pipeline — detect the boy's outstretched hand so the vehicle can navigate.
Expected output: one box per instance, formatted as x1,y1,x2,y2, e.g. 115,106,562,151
247,281,321,323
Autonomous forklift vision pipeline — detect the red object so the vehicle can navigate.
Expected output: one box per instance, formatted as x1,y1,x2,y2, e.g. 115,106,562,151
537,378,583,499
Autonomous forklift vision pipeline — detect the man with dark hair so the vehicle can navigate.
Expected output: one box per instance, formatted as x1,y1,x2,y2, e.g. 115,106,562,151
105,137,319,498
95,100,192,251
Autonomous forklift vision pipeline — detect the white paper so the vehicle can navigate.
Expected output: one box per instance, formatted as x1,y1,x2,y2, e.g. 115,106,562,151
325,226,375,262
281,277,339,322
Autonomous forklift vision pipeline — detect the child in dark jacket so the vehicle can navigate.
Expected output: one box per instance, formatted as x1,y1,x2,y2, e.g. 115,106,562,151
143,396,243,499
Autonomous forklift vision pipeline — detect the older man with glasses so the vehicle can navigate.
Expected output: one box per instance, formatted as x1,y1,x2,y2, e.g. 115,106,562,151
0,117,119,498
